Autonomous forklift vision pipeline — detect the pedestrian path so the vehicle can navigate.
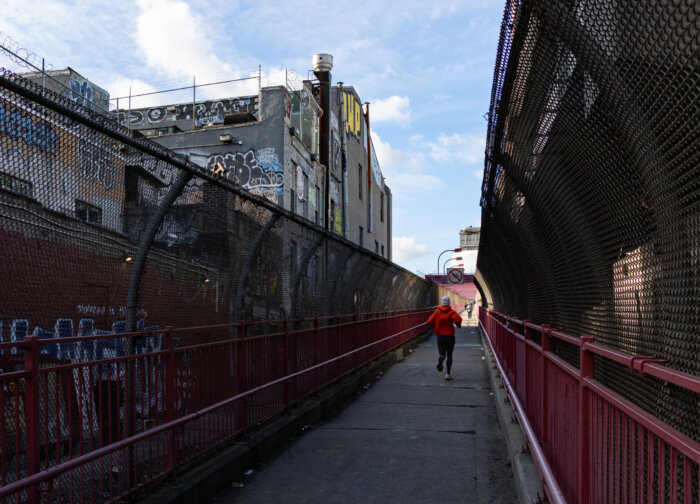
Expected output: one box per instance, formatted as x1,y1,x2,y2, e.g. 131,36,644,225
214,313,517,503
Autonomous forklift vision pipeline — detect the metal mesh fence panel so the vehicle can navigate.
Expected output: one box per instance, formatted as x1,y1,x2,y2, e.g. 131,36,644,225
0,60,435,336
0,37,446,499
479,0,699,442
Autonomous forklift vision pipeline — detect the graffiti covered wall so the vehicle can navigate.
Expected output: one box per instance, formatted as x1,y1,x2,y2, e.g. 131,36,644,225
117,96,259,128
66,75,109,112
206,147,284,202
0,97,124,231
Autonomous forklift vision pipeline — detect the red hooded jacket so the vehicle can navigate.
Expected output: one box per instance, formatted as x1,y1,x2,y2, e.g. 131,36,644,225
427,305,462,336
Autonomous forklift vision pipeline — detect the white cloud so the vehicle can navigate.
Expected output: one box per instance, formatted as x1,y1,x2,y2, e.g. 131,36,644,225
135,0,225,78
392,236,430,262
371,132,445,193
425,133,485,164
369,95,410,124
409,134,424,145
133,0,258,98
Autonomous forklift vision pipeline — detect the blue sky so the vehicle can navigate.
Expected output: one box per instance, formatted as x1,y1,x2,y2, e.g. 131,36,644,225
3,0,504,276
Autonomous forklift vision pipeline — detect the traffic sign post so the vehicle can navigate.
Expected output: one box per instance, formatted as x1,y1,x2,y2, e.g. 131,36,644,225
446,267,464,284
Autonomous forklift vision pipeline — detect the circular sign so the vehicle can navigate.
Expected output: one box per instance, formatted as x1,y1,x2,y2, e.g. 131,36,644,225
447,268,464,284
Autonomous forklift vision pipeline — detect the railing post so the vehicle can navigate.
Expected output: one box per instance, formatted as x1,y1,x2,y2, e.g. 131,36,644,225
541,325,550,445
522,321,530,409
579,335,595,504
313,317,319,392
164,326,176,480
236,322,248,435
335,316,341,378
24,335,40,504
282,319,289,409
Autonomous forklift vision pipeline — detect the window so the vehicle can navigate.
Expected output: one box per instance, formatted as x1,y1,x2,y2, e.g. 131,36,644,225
359,226,364,247
381,245,385,257
380,192,384,222
124,167,138,203
0,172,32,197
290,89,320,155
75,200,102,224
375,240,379,254
358,164,363,199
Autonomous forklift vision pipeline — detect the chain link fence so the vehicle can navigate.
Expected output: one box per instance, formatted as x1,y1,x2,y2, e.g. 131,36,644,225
0,35,456,500
0,37,440,340
478,0,700,469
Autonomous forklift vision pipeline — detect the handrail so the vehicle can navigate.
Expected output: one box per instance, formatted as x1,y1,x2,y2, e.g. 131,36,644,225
480,307,700,503
0,310,432,500
480,318,567,504
492,311,700,394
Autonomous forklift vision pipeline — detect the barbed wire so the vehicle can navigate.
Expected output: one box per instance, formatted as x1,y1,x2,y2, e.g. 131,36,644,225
0,31,53,73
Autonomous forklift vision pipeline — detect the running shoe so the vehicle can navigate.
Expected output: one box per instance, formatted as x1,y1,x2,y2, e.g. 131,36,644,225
444,374,453,380
437,360,444,372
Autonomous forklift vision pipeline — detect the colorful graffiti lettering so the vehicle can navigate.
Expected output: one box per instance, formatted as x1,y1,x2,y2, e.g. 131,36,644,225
0,101,57,153
207,148,283,201
344,91,363,138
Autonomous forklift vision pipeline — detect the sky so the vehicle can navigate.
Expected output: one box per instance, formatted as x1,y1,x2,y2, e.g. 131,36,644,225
2,0,505,276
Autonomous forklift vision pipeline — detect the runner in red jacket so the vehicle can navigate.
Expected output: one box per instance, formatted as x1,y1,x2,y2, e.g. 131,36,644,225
427,296,462,380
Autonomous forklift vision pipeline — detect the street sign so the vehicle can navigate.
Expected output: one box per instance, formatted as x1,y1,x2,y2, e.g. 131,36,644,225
446,267,464,285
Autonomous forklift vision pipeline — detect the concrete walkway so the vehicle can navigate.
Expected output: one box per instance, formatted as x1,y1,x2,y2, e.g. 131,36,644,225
214,313,518,503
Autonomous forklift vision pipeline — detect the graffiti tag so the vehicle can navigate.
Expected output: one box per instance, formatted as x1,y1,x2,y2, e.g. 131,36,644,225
77,139,115,190
115,96,259,127
208,148,284,201
0,101,57,153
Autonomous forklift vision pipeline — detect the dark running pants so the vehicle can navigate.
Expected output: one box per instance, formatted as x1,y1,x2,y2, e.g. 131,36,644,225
436,335,456,373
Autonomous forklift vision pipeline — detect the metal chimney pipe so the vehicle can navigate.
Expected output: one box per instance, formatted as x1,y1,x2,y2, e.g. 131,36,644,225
313,54,333,230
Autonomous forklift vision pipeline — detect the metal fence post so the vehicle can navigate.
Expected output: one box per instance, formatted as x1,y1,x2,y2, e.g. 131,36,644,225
541,324,550,444
282,319,289,409
313,317,319,391
334,316,340,378
236,323,248,435
579,335,595,504
23,335,40,504
522,321,530,411
164,326,176,480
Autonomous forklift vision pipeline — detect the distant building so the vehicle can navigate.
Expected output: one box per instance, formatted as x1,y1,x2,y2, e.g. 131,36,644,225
460,227,480,250
23,67,110,112
0,56,392,331
121,55,391,260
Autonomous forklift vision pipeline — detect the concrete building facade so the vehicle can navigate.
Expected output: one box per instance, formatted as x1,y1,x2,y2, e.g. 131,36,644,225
121,58,392,260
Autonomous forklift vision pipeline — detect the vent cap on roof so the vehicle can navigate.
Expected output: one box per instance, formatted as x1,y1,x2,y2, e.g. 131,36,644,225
312,54,333,72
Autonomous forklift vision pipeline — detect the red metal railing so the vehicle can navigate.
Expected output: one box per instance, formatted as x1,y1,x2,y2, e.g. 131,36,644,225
479,308,700,504
0,308,431,503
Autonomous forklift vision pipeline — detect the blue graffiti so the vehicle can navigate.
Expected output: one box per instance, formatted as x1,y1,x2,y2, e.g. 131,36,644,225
67,77,109,111
0,101,57,154
70,77,93,106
